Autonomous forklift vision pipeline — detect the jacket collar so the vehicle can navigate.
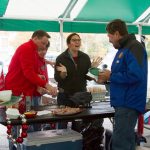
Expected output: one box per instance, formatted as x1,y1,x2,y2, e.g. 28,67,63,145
29,39,38,50
63,49,83,58
119,34,136,49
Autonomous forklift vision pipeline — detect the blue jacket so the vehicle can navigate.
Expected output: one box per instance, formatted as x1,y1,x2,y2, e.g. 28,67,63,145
110,34,148,113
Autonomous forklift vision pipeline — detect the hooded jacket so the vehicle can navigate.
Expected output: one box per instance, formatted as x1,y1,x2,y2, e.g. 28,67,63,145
110,34,148,113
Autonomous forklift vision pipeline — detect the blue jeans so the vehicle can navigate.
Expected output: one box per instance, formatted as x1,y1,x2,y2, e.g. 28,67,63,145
112,107,139,150
32,96,41,106
30,96,42,132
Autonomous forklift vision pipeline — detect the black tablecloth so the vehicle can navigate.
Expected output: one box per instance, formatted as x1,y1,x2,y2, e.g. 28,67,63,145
0,102,114,125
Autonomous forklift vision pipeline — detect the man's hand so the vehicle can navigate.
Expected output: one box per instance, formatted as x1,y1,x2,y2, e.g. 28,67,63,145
97,69,111,83
45,83,57,97
37,86,50,95
38,74,46,80
91,57,102,68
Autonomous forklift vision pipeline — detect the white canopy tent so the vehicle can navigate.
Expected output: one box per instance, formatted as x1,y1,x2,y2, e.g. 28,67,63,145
0,0,150,50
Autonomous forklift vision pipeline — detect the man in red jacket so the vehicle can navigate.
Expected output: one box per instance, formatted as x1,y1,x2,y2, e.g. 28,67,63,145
5,30,57,113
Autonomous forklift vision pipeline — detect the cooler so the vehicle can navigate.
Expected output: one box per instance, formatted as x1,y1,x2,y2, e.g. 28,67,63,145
22,129,83,150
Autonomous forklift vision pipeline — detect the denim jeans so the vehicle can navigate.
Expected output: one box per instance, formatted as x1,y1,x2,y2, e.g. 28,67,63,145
32,96,41,107
112,107,139,150
30,96,42,132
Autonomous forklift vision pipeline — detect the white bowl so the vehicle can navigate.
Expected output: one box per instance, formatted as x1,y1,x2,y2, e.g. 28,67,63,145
0,90,12,102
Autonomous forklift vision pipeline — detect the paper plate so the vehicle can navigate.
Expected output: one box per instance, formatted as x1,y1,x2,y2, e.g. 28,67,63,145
52,107,84,116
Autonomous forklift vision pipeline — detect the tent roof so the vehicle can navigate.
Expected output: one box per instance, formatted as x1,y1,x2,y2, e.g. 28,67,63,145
0,0,150,34
76,0,150,23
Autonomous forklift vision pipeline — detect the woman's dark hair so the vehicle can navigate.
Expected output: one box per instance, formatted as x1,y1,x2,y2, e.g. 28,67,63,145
32,30,50,39
66,33,80,44
106,19,128,36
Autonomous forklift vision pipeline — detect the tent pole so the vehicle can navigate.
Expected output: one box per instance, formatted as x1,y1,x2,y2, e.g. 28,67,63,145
59,19,64,52
137,24,142,42
137,24,146,48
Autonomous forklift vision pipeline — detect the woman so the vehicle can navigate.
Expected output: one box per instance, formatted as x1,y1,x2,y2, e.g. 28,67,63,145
55,33,101,106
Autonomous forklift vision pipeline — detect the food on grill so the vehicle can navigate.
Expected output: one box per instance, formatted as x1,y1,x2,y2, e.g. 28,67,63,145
52,107,82,115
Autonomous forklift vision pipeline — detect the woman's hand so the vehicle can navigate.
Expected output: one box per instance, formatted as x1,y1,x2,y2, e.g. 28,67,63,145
45,59,55,68
56,63,67,72
56,63,67,79
91,57,102,68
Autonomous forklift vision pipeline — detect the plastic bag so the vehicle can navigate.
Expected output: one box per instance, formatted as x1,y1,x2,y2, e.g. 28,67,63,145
70,92,92,107
144,111,150,124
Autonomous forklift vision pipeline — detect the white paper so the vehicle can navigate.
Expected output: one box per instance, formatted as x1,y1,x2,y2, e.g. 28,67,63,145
37,110,52,116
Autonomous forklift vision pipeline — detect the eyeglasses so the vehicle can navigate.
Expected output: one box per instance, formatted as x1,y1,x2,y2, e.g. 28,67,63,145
71,39,81,42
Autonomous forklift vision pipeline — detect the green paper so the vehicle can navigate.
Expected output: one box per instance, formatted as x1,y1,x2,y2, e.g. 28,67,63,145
89,68,101,76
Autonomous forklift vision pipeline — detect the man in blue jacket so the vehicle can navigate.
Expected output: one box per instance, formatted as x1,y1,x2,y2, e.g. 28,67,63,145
98,19,148,150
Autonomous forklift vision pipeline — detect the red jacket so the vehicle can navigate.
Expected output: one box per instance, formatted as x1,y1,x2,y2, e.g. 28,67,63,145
33,56,49,96
5,40,47,96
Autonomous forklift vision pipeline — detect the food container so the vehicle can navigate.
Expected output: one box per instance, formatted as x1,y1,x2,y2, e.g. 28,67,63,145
6,108,20,119
24,111,37,119
87,85,106,102
91,91,106,102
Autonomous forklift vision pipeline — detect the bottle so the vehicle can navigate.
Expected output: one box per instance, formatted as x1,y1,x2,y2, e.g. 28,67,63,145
26,96,31,112
0,106,6,122
67,122,72,133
